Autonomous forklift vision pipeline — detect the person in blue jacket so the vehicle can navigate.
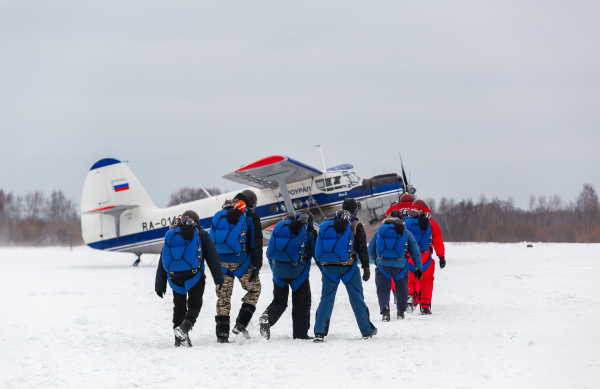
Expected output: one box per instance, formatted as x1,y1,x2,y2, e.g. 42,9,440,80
313,198,377,342
368,210,423,321
259,211,316,340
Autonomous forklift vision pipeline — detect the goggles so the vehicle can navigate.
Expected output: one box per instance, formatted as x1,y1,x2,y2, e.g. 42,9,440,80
181,216,197,226
408,209,431,219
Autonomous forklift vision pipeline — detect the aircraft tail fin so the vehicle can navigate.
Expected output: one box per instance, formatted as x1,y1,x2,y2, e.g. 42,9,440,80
81,158,157,245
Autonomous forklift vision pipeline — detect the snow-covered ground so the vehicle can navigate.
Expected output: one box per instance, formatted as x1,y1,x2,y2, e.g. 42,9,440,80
1,243,599,389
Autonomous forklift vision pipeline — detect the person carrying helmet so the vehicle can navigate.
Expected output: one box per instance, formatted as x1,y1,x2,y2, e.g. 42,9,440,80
368,210,423,321
259,210,317,340
210,189,263,343
313,198,377,342
405,199,446,314
155,210,224,347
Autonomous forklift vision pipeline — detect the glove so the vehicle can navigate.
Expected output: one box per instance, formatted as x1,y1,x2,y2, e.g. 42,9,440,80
248,267,260,283
362,266,371,282
439,256,446,269
156,291,164,299
414,268,423,280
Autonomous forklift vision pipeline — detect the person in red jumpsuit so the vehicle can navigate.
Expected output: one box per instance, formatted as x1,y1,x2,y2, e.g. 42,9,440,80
405,199,446,314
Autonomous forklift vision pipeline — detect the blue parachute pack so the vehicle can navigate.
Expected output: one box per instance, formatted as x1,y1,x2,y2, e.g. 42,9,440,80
162,224,205,294
375,220,409,281
209,201,252,278
316,210,358,285
267,214,309,263
405,216,433,272
267,212,312,291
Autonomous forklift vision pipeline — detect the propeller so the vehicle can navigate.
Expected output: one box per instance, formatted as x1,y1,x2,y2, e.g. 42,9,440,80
398,151,417,195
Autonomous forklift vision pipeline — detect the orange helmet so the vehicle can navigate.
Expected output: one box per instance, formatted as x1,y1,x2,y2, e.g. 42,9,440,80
233,200,247,213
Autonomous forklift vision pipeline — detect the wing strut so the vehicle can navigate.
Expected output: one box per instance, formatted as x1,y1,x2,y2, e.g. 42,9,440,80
271,172,295,213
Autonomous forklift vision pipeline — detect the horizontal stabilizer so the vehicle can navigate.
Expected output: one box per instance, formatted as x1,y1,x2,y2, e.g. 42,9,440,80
82,204,139,215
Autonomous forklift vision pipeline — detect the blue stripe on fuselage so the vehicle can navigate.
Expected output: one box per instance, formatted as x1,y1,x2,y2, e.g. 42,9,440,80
89,184,400,251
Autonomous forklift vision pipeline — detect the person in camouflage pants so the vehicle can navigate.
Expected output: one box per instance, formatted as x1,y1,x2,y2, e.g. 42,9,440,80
216,262,262,316
212,190,264,343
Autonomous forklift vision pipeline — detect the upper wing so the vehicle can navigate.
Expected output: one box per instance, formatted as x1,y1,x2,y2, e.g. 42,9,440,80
222,155,323,189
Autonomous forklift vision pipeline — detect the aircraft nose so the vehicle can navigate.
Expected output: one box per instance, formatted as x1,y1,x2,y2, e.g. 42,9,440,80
361,173,405,195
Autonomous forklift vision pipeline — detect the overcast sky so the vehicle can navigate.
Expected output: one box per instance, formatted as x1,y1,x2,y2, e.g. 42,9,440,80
1,1,599,209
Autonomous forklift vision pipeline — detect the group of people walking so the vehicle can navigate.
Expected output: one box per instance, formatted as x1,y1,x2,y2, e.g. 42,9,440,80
155,190,446,347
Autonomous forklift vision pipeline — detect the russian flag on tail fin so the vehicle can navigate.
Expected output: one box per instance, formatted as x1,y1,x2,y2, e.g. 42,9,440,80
113,179,129,192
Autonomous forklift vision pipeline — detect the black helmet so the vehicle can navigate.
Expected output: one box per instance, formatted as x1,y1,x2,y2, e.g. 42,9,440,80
181,210,200,224
342,198,360,216
236,189,258,210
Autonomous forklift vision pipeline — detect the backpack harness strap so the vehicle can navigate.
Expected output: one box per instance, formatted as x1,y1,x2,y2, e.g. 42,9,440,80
221,253,253,278
272,260,312,292
321,260,358,285
167,265,204,295
375,258,409,282
270,256,310,266
407,245,433,273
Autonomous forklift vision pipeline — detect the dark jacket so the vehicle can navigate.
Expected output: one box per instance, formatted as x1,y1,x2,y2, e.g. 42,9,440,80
247,209,264,269
352,222,370,269
155,227,224,293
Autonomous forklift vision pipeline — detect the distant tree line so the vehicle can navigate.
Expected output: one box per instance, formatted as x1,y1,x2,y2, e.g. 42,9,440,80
0,190,82,246
1,184,598,246
425,183,600,243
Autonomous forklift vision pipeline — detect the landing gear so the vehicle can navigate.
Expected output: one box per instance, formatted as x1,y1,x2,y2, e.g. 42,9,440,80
132,254,141,267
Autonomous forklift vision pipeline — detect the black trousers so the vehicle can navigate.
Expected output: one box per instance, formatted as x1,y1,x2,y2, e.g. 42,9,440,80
264,278,311,339
172,274,206,329
375,267,408,314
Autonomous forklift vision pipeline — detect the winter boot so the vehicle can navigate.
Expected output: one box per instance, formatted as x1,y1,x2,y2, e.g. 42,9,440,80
397,311,405,320
174,335,182,347
232,323,250,339
174,319,193,348
406,294,414,313
420,306,432,315
381,310,390,322
313,334,325,343
259,312,271,340
216,315,230,343
362,324,378,340
233,303,256,339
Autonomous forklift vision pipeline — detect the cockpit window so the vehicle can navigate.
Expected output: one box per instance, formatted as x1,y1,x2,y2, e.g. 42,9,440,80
315,172,362,192
344,172,360,185
315,174,347,192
